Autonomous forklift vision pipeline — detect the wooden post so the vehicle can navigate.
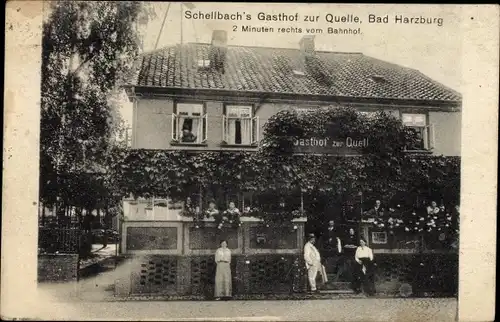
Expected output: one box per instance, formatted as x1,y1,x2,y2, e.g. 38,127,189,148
300,191,304,213
152,195,155,220
199,183,203,210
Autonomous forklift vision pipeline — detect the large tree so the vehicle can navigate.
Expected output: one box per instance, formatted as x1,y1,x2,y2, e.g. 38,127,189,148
40,1,153,220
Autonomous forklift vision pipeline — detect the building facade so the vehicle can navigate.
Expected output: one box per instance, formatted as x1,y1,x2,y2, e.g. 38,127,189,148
115,31,461,298
125,31,461,156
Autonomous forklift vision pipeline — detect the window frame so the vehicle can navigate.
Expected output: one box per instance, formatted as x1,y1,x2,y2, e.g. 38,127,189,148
197,59,211,68
371,231,388,244
172,101,208,144
222,103,259,146
358,110,379,119
401,112,434,151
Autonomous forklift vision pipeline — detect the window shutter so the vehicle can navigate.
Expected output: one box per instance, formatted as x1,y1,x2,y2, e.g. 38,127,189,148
429,123,435,150
171,113,178,141
251,116,259,144
423,126,429,150
222,114,227,143
202,114,208,143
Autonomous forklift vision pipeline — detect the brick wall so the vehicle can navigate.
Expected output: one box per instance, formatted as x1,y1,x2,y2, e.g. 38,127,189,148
38,254,79,283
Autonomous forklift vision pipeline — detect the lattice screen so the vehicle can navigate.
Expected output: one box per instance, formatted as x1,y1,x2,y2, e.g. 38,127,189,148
248,257,294,293
131,256,178,294
374,255,411,283
191,257,216,287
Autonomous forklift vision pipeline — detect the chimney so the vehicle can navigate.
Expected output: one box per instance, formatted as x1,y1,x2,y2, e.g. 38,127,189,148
299,35,315,55
298,35,332,86
209,30,228,73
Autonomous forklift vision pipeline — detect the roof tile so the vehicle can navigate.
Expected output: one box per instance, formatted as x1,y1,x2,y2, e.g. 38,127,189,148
127,43,461,102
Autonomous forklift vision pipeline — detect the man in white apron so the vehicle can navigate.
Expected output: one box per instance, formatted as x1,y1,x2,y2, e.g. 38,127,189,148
304,233,322,293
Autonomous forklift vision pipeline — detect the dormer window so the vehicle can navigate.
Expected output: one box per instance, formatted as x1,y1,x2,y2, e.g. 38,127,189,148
293,69,306,76
197,59,211,68
369,75,388,83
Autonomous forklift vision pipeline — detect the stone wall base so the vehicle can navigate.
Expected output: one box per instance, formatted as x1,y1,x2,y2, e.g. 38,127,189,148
38,254,79,283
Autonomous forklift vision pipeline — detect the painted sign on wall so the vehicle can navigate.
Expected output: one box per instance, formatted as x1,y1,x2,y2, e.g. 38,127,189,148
293,136,369,155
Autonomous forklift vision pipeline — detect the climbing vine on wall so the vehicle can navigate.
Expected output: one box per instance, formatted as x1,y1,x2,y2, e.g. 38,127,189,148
107,106,460,223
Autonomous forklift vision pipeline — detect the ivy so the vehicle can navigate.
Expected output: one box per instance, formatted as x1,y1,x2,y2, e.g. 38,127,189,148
109,106,460,225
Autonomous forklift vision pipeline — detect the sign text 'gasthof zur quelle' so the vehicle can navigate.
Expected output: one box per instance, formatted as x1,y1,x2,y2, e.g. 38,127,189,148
293,137,369,155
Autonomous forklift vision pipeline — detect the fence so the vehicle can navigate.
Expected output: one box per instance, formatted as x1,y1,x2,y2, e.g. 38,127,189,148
38,226,81,254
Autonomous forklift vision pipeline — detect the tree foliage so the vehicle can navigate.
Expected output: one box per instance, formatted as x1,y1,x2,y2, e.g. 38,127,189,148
40,1,151,212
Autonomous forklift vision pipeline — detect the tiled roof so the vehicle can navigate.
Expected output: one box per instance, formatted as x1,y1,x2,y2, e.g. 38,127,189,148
127,43,461,103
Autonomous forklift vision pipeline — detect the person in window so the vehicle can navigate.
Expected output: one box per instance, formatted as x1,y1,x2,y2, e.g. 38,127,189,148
181,129,197,143
214,240,232,300
223,201,241,227
205,200,219,219
354,237,376,296
412,128,424,150
363,200,384,220
182,118,193,132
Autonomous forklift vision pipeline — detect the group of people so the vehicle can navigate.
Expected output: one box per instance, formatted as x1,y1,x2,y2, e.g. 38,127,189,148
304,220,376,295
212,220,376,300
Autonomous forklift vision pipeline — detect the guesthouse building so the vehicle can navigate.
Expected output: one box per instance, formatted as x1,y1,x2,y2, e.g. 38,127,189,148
115,31,461,298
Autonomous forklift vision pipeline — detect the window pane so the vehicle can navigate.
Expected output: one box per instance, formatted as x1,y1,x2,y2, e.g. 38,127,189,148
295,108,313,113
359,111,377,118
226,105,253,118
402,113,426,126
226,112,252,144
408,127,425,150
177,103,203,115
126,227,178,250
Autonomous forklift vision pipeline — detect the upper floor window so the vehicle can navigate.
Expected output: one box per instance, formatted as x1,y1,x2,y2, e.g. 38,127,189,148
402,113,434,151
197,60,211,68
172,103,207,144
222,105,259,145
358,111,377,119
295,107,314,114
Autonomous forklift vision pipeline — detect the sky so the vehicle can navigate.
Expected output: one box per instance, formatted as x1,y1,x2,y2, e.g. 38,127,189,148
120,2,464,125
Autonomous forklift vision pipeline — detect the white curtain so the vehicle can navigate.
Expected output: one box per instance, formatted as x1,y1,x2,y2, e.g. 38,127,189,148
228,119,237,144
192,118,200,141
241,118,251,144
226,106,252,144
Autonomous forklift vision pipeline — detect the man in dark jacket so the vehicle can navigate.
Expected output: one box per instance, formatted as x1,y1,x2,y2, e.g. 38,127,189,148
320,220,343,281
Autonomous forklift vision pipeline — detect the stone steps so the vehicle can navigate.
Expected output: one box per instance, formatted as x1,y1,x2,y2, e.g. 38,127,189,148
320,279,354,293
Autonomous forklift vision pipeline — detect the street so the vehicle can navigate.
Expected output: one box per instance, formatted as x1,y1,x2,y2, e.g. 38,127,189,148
28,246,458,321
26,286,458,322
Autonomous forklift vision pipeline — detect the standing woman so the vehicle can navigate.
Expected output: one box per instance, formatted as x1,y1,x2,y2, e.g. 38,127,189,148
354,237,376,296
214,240,232,300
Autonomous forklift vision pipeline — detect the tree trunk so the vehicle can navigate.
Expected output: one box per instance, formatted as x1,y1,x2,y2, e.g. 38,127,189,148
41,203,46,226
